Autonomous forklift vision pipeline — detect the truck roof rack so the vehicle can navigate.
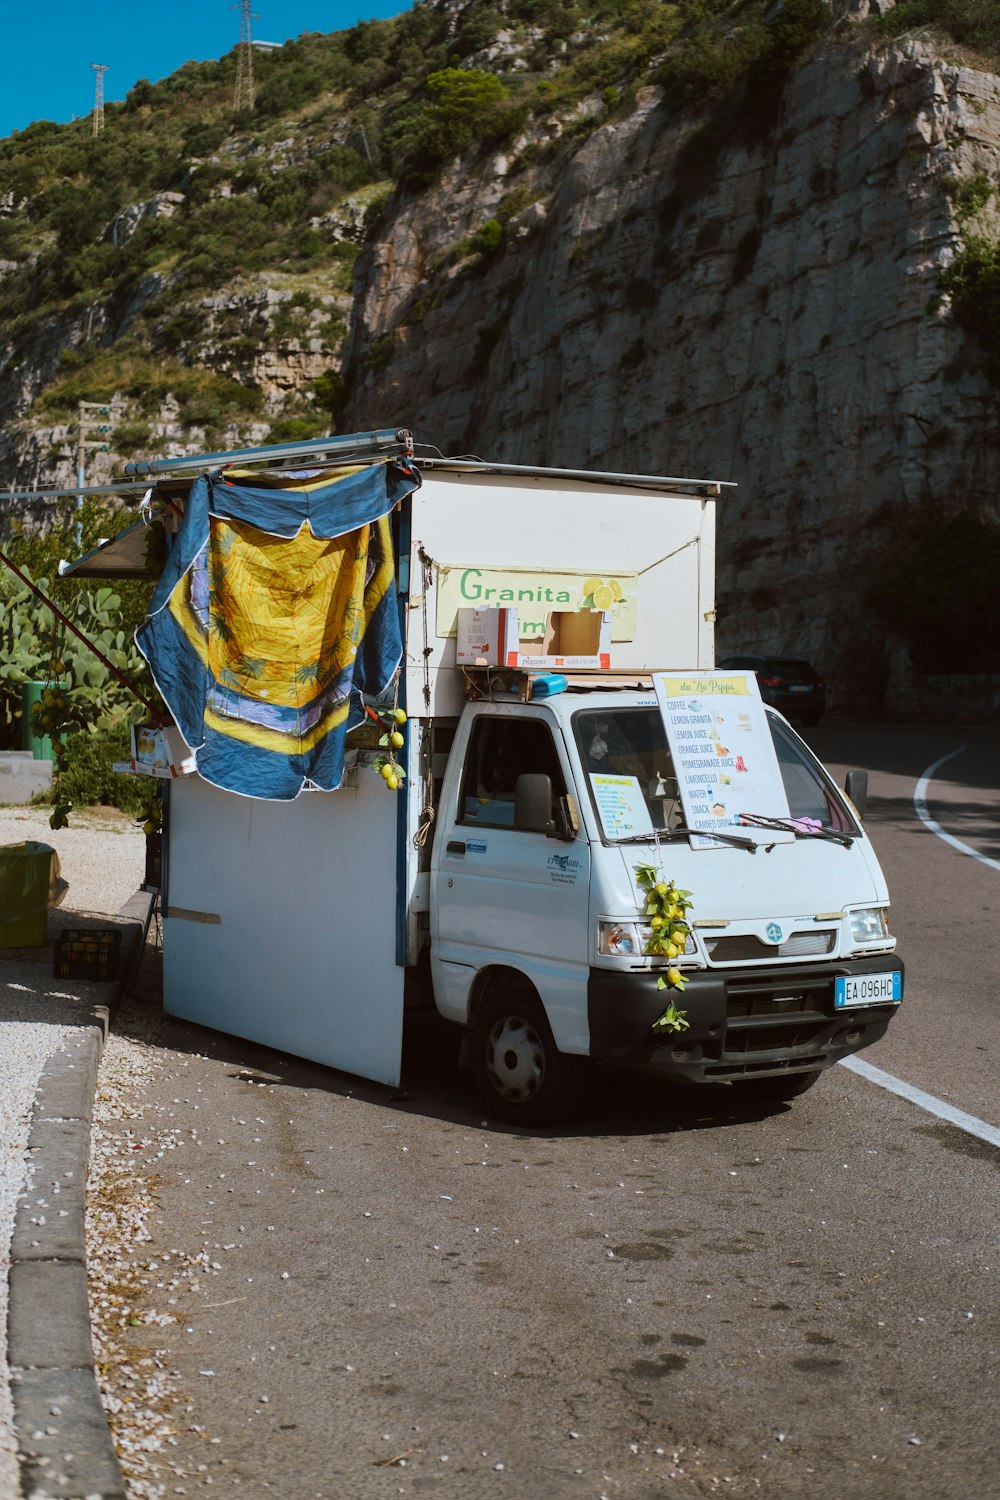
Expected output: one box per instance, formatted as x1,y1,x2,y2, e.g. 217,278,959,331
122,426,413,478
0,427,413,505
415,455,733,497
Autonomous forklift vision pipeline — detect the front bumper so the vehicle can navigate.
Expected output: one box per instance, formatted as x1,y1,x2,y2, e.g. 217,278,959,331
587,954,903,1084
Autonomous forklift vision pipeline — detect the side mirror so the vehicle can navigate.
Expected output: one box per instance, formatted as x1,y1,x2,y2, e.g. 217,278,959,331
515,773,555,834
844,769,868,820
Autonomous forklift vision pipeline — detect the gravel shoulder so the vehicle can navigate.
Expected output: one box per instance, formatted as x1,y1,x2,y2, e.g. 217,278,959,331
0,803,146,1498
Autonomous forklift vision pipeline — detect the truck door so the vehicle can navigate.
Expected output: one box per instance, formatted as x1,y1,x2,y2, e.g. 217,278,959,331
430,712,592,1053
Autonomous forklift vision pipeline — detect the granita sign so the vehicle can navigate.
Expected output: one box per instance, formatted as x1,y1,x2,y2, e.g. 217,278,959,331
435,565,638,641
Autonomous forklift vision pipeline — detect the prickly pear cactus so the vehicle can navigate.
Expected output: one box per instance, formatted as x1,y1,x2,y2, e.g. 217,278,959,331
0,569,144,740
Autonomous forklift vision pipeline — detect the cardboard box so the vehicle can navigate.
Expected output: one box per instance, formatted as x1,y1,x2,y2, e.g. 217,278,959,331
130,723,197,779
456,607,612,671
456,607,519,666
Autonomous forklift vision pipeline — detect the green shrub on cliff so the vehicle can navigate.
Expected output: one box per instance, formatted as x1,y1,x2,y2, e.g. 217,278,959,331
868,1,1000,64
941,234,1000,386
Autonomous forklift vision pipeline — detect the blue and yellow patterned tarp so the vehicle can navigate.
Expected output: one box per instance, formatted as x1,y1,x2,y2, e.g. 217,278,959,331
137,459,420,799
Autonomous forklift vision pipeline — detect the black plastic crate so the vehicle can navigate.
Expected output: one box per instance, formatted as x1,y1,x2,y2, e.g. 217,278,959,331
54,927,122,982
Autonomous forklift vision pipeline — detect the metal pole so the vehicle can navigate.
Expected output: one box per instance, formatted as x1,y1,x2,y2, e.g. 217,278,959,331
76,401,86,548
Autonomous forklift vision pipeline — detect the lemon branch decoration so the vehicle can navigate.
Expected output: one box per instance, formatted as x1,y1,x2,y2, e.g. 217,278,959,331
635,862,693,1036
364,705,408,792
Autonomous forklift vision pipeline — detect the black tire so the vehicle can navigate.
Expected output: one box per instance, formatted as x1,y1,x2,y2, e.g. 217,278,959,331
734,1069,823,1104
470,987,587,1125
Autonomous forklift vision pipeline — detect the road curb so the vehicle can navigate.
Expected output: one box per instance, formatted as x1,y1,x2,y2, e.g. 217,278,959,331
8,888,155,1500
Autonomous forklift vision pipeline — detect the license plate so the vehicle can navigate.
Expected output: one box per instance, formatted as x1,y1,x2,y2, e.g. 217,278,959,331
835,972,902,1008
789,684,811,693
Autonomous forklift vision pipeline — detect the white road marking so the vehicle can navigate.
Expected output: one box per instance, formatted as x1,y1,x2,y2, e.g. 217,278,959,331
840,1055,1000,1149
836,745,1000,1147
913,744,1000,872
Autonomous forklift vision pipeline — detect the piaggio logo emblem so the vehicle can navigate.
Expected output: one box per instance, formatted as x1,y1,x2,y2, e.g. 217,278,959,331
765,922,783,944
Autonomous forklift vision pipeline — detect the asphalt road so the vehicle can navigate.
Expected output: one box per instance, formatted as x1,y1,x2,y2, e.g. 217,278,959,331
95,722,1000,1500
807,723,1000,1124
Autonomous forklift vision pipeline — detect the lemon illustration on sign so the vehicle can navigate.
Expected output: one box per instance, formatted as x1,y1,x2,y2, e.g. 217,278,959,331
581,576,626,610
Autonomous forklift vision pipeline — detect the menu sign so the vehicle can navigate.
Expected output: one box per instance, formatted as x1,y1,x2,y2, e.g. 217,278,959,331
653,671,792,847
590,773,654,840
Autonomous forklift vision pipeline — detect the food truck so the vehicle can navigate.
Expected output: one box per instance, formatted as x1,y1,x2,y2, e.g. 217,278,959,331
60,428,902,1122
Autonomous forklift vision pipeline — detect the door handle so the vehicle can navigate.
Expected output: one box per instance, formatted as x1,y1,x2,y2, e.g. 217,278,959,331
446,840,466,855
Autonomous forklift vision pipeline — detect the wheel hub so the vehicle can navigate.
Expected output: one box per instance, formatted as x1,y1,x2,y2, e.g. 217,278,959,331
485,1014,545,1103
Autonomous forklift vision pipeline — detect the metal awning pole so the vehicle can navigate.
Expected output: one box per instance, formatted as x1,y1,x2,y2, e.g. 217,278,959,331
122,426,413,478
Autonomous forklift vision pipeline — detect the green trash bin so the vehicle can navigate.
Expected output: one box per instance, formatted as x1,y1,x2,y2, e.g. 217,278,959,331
21,681,66,761
0,841,59,948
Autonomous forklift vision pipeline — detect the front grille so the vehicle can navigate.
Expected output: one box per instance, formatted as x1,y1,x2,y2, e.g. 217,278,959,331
698,970,835,1070
705,930,835,962
727,990,824,1019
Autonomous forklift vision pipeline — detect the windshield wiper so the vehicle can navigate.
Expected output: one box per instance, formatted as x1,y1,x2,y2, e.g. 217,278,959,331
615,825,760,852
738,812,854,848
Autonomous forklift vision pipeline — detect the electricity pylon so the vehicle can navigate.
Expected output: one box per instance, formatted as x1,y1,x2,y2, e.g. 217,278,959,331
232,0,259,113
91,63,109,136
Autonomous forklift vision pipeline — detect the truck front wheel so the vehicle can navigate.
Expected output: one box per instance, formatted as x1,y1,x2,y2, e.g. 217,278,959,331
470,988,587,1126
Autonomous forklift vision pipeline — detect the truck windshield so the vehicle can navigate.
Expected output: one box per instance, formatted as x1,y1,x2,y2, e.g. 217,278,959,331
572,707,857,843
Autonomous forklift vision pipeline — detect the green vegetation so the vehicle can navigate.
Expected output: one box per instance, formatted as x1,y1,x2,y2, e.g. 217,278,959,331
866,1,1000,65
941,234,1000,386
0,0,996,459
940,174,1000,388
0,505,158,814
40,347,263,422
867,504,1000,673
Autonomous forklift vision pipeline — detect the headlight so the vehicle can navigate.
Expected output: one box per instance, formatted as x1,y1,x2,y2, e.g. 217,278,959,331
598,920,642,957
849,907,890,943
597,921,697,959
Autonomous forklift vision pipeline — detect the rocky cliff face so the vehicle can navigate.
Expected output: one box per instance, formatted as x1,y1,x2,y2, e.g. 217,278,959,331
340,34,1000,711
3,15,999,713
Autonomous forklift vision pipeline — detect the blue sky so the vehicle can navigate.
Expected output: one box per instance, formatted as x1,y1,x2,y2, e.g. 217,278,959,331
0,0,407,139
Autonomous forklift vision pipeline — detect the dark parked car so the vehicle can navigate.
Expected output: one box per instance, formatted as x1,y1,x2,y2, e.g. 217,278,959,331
716,655,826,726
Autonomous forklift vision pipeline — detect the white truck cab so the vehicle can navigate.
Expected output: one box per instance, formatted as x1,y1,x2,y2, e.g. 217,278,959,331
427,687,900,1122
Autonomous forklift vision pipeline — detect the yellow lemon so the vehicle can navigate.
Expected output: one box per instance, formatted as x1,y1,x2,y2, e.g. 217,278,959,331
592,583,615,611
666,967,683,986
609,579,624,601
583,577,604,597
